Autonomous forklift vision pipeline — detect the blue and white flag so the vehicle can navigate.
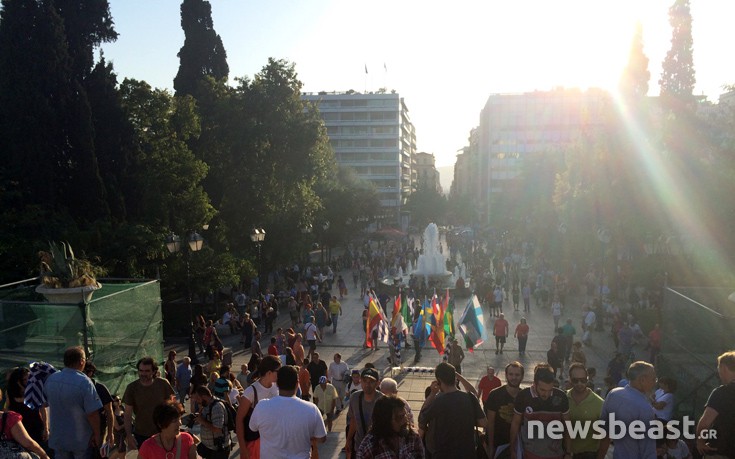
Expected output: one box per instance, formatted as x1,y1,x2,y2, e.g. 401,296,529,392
24,361,57,410
458,295,486,352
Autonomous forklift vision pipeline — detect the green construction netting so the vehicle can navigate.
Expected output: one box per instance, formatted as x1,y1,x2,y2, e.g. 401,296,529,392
658,286,735,419
0,280,162,396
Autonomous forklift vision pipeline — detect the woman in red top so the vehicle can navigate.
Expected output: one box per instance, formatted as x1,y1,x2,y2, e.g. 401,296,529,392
139,402,196,459
514,317,530,355
0,387,49,459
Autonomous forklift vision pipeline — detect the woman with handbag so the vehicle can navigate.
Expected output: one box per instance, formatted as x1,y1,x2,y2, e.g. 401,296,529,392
0,387,50,459
6,368,47,449
139,402,196,459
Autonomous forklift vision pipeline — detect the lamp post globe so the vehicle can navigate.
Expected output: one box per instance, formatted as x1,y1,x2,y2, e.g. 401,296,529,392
250,227,266,292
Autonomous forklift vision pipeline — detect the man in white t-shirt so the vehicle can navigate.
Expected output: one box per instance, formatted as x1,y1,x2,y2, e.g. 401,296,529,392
328,353,349,411
235,355,281,459
304,321,321,361
249,365,326,458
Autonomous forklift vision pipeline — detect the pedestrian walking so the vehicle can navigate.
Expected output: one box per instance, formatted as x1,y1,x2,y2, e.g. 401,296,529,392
493,313,509,355
551,296,562,331
515,317,530,355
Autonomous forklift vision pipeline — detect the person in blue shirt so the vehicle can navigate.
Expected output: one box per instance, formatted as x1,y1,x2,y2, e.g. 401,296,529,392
44,346,103,459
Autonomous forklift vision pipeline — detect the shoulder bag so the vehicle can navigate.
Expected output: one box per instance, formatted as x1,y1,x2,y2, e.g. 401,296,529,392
0,413,34,459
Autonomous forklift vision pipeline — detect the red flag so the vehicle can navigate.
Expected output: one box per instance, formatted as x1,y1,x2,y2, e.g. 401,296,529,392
392,293,401,323
429,293,445,354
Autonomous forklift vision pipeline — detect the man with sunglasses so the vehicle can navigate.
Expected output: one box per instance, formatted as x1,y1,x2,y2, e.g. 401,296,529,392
566,363,603,459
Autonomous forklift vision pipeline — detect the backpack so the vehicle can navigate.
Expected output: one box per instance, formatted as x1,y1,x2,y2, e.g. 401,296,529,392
215,399,237,433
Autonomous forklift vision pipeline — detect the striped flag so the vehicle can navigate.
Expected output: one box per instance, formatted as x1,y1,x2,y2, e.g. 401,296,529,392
366,293,390,348
24,361,57,410
458,294,487,353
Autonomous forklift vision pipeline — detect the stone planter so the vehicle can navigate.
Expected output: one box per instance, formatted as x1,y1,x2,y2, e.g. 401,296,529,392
35,284,101,304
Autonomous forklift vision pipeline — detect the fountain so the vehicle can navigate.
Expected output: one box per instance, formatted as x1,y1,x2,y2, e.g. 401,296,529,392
413,223,453,287
376,223,470,295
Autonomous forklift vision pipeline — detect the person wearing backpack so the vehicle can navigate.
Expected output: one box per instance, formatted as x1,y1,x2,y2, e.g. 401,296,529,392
235,356,281,459
191,386,230,459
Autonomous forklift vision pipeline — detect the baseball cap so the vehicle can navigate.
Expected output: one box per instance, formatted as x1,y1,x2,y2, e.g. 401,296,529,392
351,369,360,375
361,368,380,381
319,376,327,384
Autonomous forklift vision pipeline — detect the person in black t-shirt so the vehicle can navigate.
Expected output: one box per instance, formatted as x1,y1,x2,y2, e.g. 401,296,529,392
419,362,486,459
85,362,115,452
484,361,524,459
307,352,328,391
697,350,735,458
510,363,571,459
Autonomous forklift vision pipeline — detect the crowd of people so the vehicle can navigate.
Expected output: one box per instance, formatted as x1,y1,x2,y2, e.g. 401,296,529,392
3,232,731,459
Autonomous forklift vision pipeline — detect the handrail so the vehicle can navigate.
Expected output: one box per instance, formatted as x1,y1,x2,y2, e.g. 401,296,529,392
666,339,719,417
0,277,40,289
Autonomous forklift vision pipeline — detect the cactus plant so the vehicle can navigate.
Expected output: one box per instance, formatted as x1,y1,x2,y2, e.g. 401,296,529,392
38,242,105,289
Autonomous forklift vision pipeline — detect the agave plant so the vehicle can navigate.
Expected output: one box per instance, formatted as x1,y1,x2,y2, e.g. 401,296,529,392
38,242,105,288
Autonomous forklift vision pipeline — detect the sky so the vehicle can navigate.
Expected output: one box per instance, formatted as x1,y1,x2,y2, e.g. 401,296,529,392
102,0,735,176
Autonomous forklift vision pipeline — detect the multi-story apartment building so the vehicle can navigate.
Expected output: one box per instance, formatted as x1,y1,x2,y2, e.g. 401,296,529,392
414,152,442,193
302,92,417,226
451,149,471,197
473,88,610,222
451,128,479,198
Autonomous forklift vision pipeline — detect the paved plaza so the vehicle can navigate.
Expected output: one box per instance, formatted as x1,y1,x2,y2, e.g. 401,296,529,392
169,267,624,458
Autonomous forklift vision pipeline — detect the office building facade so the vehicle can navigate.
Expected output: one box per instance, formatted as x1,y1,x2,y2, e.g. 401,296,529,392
302,92,417,226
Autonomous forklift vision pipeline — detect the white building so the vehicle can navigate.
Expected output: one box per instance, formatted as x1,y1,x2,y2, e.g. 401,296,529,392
302,92,417,225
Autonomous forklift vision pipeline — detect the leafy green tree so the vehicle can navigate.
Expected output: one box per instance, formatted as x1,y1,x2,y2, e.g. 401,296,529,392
173,0,229,99
405,184,447,228
217,59,334,264
318,166,380,252
445,193,476,226
119,79,215,234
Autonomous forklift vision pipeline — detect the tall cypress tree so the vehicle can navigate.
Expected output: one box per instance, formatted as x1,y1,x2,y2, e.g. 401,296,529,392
0,0,118,222
53,0,118,80
86,55,134,222
620,22,650,102
659,0,695,107
173,0,229,98
0,0,72,210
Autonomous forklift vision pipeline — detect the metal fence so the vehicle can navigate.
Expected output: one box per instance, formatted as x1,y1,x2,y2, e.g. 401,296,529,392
659,286,735,419
0,279,163,395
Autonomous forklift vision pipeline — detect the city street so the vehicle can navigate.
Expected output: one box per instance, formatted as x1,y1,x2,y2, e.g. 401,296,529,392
168,266,623,459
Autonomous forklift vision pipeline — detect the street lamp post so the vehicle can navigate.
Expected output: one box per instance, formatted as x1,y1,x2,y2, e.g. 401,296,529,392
597,228,611,304
166,230,204,364
321,221,330,264
250,227,266,293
